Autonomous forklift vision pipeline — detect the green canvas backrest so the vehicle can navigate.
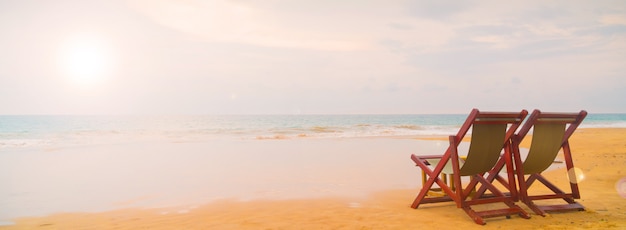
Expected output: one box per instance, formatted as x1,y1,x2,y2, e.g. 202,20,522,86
521,118,573,174
459,123,506,175
458,115,522,176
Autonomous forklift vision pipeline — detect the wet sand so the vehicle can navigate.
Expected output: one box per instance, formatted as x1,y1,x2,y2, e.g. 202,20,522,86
1,128,625,229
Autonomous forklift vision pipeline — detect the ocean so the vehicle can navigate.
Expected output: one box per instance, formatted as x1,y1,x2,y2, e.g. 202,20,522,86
1,113,625,151
0,113,624,221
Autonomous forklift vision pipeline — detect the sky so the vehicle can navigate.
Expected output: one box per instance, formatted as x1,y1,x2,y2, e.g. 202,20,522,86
1,0,625,115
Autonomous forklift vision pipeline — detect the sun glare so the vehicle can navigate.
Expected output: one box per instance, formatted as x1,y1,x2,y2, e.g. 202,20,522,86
60,35,113,88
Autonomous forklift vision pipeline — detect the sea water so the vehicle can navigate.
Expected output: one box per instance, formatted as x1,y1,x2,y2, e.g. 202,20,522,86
1,113,624,150
0,113,624,221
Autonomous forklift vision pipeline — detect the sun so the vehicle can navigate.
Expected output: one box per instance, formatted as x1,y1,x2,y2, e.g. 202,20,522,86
59,35,113,88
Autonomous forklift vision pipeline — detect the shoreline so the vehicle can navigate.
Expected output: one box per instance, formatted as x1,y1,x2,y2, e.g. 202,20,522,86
1,128,625,229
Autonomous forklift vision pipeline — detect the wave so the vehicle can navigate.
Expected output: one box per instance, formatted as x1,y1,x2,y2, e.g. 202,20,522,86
310,126,342,133
393,125,422,130
2,114,625,150
580,121,626,128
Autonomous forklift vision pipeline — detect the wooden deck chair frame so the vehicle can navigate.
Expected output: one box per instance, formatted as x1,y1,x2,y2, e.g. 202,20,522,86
473,153,520,204
410,109,530,225
511,109,587,216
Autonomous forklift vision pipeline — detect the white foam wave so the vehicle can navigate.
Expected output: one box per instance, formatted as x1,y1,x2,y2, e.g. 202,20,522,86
3,113,623,150
580,121,626,128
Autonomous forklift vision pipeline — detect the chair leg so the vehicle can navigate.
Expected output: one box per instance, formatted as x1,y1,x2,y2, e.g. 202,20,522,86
520,174,585,216
469,176,530,219
412,177,435,208
411,155,458,208
476,156,517,201
518,173,546,216
524,200,547,217
462,206,486,225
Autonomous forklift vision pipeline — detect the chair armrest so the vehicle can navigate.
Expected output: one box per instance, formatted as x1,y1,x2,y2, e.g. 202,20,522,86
411,154,444,166
416,155,445,159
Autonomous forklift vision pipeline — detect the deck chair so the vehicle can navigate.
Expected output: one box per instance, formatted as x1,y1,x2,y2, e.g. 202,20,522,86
511,109,587,216
410,109,530,225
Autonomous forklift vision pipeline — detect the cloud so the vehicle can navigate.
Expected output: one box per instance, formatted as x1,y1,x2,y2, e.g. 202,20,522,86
407,0,474,20
128,0,462,53
2,0,626,114
128,0,373,51
600,14,626,26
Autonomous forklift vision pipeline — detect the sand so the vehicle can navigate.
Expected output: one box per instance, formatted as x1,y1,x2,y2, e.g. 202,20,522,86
1,128,625,229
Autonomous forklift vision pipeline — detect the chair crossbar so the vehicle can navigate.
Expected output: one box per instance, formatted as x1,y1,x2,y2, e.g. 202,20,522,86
535,118,577,124
527,194,575,201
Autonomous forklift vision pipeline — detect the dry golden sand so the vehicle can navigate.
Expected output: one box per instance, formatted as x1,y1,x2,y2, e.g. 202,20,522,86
2,128,625,229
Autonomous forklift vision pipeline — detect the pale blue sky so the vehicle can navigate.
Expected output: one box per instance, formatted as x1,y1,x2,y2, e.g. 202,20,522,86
1,0,625,114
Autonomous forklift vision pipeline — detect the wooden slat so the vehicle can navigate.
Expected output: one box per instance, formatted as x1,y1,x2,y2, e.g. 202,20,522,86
528,193,574,200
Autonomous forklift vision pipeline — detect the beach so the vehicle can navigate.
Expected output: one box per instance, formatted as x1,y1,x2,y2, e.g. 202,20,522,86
1,128,625,229
3,0,626,228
